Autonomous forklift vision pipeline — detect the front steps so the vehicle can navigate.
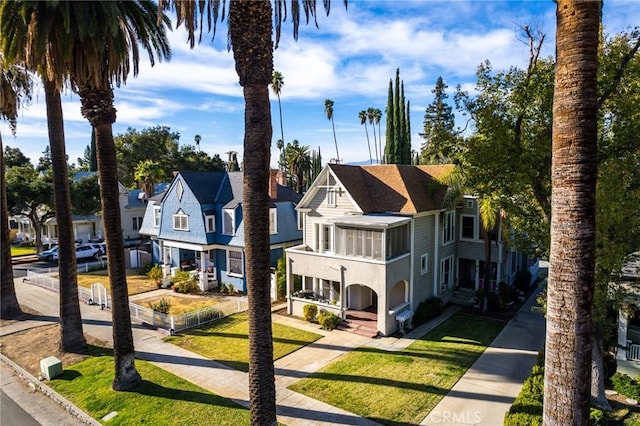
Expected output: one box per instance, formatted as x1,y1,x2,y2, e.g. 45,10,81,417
450,287,476,307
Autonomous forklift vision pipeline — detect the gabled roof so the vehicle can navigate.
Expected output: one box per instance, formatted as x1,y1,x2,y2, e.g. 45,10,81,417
179,171,227,205
308,164,453,215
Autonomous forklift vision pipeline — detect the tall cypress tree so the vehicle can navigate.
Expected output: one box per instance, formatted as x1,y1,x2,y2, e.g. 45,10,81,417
384,80,394,164
404,99,411,164
393,69,402,164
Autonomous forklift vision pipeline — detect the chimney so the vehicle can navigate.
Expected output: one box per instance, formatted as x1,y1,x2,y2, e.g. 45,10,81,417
269,169,278,200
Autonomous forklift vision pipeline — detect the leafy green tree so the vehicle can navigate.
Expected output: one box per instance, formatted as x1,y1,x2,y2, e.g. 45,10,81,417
324,99,340,163
307,147,322,189
175,144,225,173
115,126,180,187
384,80,394,164
70,173,101,216
3,146,30,168
420,76,458,164
285,140,310,194
134,160,165,199
384,69,411,164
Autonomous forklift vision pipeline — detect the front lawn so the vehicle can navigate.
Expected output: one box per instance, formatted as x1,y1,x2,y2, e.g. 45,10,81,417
76,269,157,295
289,314,505,425
135,294,222,315
49,348,251,425
165,313,322,372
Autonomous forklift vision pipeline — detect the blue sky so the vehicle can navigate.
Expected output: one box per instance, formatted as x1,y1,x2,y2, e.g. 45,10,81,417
2,1,637,169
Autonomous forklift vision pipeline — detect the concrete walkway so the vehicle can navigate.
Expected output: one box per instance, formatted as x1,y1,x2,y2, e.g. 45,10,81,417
2,274,545,426
421,287,546,426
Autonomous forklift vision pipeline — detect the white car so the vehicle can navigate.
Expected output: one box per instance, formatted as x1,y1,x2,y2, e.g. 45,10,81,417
53,244,103,261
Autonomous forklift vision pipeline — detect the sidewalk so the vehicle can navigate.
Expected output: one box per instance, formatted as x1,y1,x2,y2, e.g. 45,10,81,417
2,275,545,425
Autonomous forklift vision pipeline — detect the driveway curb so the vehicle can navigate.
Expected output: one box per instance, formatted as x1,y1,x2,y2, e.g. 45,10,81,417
0,353,100,426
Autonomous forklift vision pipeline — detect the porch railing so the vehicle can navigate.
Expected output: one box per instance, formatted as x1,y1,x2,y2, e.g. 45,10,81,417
628,343,640,361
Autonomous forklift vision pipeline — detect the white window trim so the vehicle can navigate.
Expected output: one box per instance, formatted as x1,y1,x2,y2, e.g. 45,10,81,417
223,208,235,236
269,208,277,235
442,211,455,245
421,253,429,275
440,255,453,290
227,249,243,277
460,214,477,241
321,223,334,253
153,206,161,228
297,211,305,231
326,187,337,207
173,210,189,231
205,214,215,233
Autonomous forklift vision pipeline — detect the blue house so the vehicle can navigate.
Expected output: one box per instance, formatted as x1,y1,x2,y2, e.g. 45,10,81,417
139,170,302,292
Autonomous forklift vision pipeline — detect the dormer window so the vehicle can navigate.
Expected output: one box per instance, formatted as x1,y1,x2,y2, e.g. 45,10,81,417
173,209,189,231
153,206,161,227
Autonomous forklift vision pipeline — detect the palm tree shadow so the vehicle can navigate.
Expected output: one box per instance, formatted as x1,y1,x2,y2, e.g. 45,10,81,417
127,379,247,410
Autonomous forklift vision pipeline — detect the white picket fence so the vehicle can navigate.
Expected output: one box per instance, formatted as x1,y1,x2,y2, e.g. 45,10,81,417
24,270,248,334
628,343,640,361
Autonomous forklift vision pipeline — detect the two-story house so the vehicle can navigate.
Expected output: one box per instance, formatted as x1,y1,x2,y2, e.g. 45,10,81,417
139,169,302,292
285,164,532,336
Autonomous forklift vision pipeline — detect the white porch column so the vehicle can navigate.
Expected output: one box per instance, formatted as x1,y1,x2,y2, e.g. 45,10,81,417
618,310,629,361
287,258,293,315
474,259,480,290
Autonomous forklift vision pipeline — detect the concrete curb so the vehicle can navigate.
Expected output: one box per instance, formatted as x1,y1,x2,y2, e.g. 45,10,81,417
0,353,101,426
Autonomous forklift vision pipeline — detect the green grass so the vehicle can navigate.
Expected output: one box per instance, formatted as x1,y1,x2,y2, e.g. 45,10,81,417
289,314,505,425
48,348,251,425
10,246,36,256
165,313,322,372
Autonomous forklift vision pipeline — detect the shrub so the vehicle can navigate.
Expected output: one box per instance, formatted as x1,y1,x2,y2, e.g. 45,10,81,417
413,297,443,326
611,372,640,400
138,262,155,275
589,408,605,426
504,352,544,425
219,282,236,294
317,309,341,330
147,264,163,285
148,298,172,314
302,304,318,322
497,281,513,310
276,257,286,299
173,270,199,294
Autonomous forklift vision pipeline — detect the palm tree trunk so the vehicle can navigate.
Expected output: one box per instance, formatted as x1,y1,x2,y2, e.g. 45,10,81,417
229,1,276,424
331,118,340,163
0,136,22,319
543,1,601,424
277,94,285,146
44,80,86,353
81,83,141,391
364,123,372,165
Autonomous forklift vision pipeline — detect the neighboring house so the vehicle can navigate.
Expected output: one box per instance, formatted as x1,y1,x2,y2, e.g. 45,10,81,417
118,181,168,246
139,169,302,292
615,252,640,372
285,164,533,336
42,214,103,244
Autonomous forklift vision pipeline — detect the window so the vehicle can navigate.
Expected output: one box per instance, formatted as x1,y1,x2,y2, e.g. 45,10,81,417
132,216,143,230
205,215,215,233
176,180,184,201
386,224,409,259
322,224,334,253
223,209,235,235
269,208,277,234
327,188,336,207
421,253,429,275
297,211,305,231
335,227,383,260
461,215,475,240
153,206,161,227
442,211,455,244
173,209,189,231
228,249,243,276
440,256,453,290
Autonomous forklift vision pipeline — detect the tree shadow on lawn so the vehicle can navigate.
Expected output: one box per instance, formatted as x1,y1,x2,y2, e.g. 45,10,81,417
127,379,247,409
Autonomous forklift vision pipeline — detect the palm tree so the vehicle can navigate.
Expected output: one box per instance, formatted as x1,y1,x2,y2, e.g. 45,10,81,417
366,107,378,165
325,99,340,163
1,2,86,352
0,58,31,319
276,138,285,171
164,1,342,423
271,71,285,150
373,108,382,164
286,140,311,193
71,1,170,391
542,1,601,424
134,159,165,200
359,110,372,164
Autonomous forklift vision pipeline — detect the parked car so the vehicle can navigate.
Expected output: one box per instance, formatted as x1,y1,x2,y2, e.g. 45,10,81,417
37,246,59,261
53,244,103,261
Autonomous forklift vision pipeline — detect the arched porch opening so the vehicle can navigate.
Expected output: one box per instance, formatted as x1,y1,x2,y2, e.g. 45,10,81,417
345,284,379,336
